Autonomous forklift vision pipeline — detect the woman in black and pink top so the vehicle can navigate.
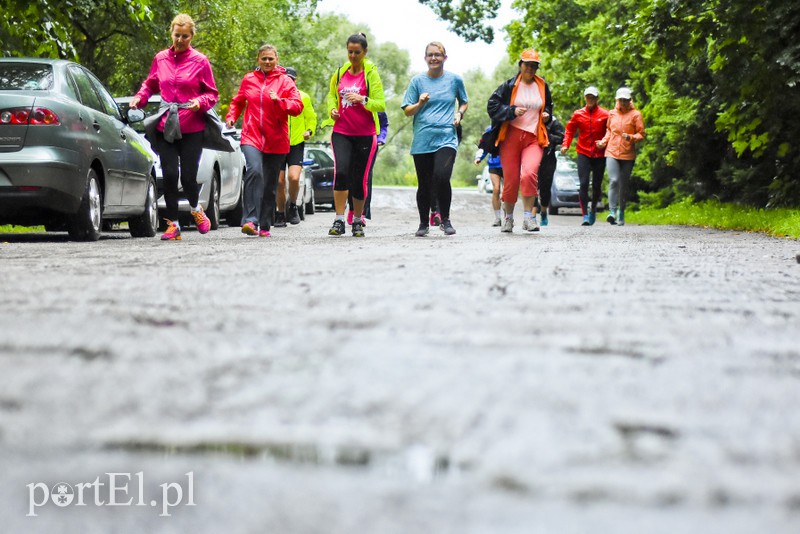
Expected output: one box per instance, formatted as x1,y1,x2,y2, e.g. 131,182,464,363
324,33,386,237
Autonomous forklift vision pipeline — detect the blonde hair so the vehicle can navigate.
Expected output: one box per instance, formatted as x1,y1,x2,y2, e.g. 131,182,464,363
426,41,447,56
257,44,278,57
171,14,196,35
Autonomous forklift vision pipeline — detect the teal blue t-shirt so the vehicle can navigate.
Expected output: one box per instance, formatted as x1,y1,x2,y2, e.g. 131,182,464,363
402,71,468,155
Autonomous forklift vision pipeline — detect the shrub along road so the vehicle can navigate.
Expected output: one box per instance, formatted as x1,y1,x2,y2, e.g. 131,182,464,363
1,187,798,533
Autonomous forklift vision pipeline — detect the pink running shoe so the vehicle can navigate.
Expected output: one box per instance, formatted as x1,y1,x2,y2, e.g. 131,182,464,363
160,220,181,241
346,210,354,225
191,207,211,234
241,221,257,235
259,229,271,237
429,211,442,226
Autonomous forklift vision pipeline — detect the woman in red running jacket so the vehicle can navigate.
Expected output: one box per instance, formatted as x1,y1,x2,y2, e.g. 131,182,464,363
226,44,303,237
561,86,609,226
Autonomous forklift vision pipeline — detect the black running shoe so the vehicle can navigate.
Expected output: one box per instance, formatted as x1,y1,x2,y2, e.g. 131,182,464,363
274,211,287,228
329,219,346,236
415,224,429,237
352,220,365,237
287,203,300,225
441,219,456,235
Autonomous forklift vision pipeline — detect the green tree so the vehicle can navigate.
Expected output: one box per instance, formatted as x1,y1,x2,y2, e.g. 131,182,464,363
421,0,800,208
0,0,153,63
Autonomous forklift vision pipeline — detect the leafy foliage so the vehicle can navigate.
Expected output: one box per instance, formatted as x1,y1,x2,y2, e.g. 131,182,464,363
431,0,800,208
418,0,501,42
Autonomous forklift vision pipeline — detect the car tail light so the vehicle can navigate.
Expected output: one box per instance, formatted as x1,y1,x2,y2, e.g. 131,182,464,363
30,108,60,125
0,107,60,125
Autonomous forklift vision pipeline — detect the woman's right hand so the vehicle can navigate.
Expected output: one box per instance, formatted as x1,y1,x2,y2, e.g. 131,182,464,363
226,119,235,128
129,96,141,110
596,140,607,149
330,109,340,121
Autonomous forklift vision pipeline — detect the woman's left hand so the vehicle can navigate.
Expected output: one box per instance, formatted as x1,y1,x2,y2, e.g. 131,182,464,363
270,90,279,101
187,99,200,112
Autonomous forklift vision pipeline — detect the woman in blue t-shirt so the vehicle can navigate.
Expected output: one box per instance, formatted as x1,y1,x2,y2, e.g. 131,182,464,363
402,41,469,237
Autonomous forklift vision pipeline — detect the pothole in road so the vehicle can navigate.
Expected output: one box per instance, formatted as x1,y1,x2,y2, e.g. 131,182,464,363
106,440,460,482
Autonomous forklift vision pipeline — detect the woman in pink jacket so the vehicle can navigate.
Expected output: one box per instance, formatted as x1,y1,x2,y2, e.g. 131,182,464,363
226,44,303,237
130,14,219,241
597,87,646,226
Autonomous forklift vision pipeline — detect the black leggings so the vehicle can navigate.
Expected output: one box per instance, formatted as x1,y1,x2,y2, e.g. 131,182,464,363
539,152,556,207
155,131,203,221
331,132,376,200
413,147,456,224
577,154,605,215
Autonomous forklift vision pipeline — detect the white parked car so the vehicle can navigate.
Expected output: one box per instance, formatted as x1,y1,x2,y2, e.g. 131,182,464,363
115,95,245,229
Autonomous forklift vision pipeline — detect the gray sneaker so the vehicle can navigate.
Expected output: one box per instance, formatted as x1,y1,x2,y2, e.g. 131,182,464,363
441,219,456,235
492,217,502,227
501,217,514,233
522,217,540,232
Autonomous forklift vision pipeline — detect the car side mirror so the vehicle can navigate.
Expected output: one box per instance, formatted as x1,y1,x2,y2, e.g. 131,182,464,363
303,158,320,169
126,108,146,123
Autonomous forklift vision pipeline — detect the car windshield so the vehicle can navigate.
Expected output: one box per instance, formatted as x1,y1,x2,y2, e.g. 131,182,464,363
0,64,54,91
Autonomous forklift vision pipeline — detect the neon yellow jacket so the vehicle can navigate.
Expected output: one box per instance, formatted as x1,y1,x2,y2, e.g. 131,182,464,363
288,89,317,146
323,58,386,135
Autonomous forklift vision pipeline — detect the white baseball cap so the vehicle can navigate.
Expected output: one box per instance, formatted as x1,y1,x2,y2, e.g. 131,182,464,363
584,86,599,97
615,87,632,100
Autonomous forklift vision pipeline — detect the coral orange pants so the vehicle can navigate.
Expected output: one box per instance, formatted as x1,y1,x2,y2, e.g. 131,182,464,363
499,126,543,202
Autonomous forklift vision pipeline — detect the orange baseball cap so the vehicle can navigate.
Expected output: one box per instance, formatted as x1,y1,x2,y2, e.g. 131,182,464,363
520,49,541,63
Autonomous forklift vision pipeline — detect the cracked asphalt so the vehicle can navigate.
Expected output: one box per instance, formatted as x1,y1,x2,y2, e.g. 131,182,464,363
1,186,799,533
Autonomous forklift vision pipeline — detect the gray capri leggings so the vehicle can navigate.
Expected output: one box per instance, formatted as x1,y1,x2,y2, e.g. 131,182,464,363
606,157,635,212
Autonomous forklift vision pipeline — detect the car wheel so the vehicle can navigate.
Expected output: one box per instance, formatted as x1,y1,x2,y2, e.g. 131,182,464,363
306,187,315,215
548,205,558,215
225,183,244,227
129,175,159,237
68,168,102,241
207,169,220,230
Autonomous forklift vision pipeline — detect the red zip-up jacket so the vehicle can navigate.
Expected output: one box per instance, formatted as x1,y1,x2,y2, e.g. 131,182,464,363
562,105,609,158
226,66,303,154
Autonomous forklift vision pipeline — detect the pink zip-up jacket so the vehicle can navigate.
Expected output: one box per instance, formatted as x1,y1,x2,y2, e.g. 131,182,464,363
135,46,219,134
226,66,303,154
600,103,646,160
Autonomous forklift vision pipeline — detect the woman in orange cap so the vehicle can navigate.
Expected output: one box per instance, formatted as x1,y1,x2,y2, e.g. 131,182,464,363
486,48,552,233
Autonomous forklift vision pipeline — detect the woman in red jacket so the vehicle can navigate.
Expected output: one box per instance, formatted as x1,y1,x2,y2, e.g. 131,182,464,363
561,86,609,226
226,44,303,237
131,13,219,241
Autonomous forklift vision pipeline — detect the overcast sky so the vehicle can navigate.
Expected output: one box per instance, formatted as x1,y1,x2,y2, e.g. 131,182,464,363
316,0,515,77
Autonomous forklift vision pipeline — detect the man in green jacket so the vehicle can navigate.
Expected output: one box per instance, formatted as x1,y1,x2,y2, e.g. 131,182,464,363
276,67,317,226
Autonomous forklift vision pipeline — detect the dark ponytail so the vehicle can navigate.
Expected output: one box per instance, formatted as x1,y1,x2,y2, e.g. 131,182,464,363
347,32,368,50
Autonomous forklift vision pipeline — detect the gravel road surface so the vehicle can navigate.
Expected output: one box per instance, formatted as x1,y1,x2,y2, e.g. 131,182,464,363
1,187,798,533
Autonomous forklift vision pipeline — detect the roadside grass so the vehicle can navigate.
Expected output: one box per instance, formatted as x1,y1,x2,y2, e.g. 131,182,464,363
0,225,44,234
628,198,800,239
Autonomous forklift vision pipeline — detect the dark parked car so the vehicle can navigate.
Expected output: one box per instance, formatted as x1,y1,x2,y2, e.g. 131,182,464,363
549,156,581,215
115,95,245,230
303,142,335,210
0,58,158,240
548,156,606,215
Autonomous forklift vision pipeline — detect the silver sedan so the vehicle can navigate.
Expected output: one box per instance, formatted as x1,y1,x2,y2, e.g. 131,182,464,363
0,58,158,240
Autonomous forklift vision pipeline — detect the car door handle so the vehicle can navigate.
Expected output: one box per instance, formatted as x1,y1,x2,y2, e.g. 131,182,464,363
92,121,101,132
119,132,127,141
